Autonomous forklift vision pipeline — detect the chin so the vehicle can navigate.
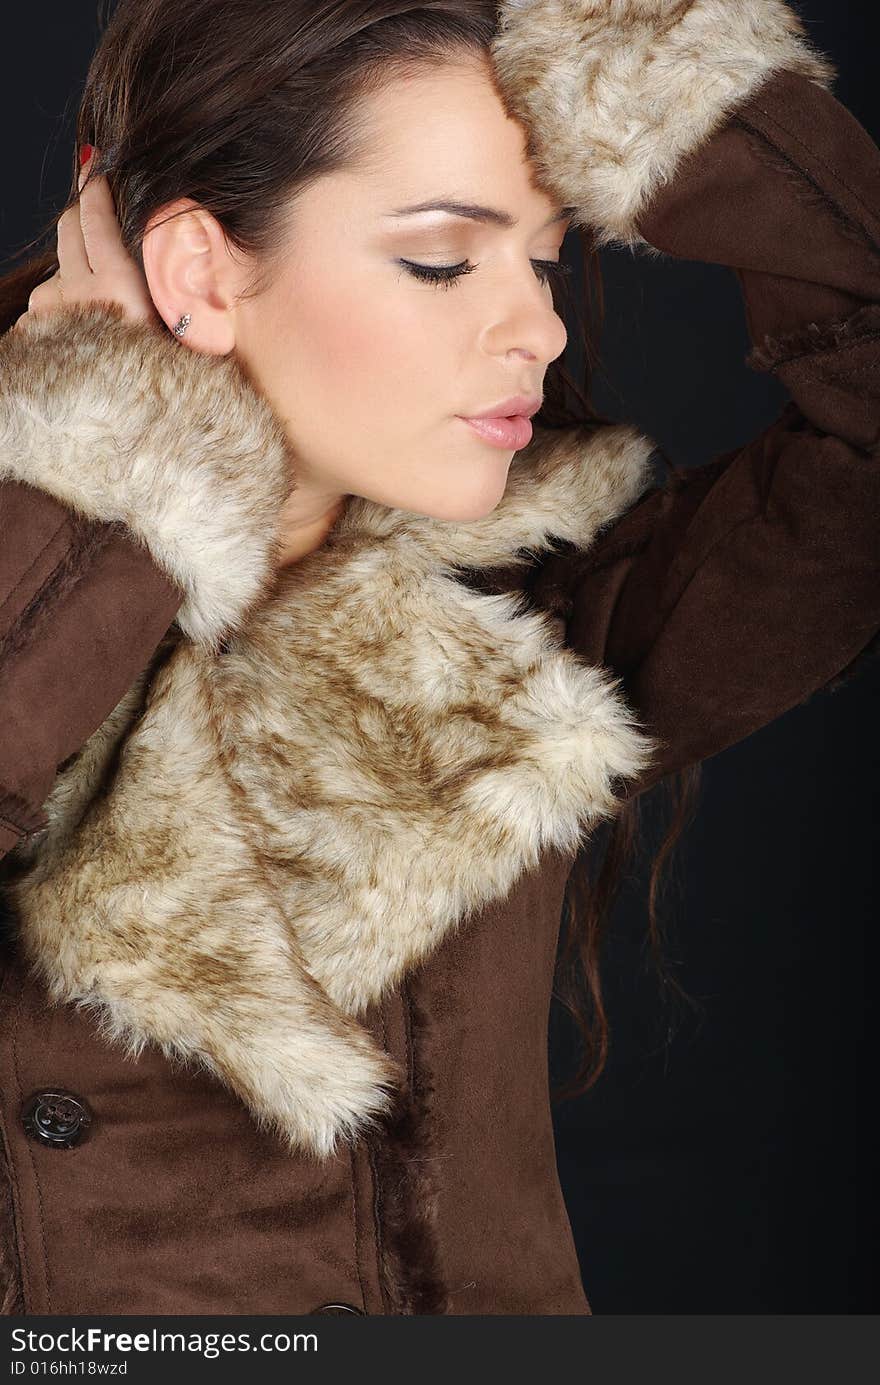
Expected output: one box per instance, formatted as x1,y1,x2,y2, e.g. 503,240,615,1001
358,451,513,522
416,469,512,523
416,493,506,524
450,496,507,522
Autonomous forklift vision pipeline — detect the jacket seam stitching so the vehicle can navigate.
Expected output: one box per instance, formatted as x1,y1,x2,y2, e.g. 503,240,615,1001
365,1138,389,1314
369,1001,392,1314
10,977,51,1312
732,109,880,256
0,1121,25,1314
0,520,116,669
403,982,415,1101
348,1144,369,1313
0,518,70,626
737,89,880,231
0,975,26,1314
0,812,27,839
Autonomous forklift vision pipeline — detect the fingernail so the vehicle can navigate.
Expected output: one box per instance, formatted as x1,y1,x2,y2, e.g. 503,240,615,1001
77,145,94,194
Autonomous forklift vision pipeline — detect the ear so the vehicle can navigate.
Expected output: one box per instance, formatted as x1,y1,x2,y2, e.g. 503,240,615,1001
141,199,244,356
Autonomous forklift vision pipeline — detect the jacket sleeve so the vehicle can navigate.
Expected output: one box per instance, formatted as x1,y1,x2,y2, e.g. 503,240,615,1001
0,302,293,859
492,0,880,797
0,483,185,859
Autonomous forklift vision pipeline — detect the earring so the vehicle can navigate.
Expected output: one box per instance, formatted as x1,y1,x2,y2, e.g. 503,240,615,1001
173,313,192,338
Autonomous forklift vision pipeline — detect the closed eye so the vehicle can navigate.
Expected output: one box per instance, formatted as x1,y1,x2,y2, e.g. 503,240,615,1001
397,258,573,291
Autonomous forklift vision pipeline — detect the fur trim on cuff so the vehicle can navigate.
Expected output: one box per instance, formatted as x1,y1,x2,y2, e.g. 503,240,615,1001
490,0,835,246
748,303,880,372
0,303,293,650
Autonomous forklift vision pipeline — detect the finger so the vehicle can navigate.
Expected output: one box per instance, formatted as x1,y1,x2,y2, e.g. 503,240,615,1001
28,276,64,315
29,273,60,305
56,204,93,280
78,171,129,273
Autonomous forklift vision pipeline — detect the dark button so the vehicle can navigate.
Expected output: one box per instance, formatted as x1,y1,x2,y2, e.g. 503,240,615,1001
21,1090,92,1149
312,1302,365,1315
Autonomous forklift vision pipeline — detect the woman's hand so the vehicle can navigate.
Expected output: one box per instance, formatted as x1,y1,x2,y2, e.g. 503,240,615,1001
14,148,159,331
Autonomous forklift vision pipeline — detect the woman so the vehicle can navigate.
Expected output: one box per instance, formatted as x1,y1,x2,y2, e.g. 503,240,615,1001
0,0,877,1316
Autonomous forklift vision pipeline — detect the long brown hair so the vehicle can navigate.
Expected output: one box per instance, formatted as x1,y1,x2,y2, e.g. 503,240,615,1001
0,0,701,1105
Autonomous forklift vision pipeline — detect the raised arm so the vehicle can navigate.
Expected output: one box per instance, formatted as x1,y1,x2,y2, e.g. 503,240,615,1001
492,0,880,794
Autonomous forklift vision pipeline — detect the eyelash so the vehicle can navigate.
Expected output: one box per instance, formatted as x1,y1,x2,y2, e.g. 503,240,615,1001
398,257,573,291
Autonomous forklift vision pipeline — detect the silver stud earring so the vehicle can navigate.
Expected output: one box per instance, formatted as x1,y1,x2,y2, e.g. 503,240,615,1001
173,313,192,338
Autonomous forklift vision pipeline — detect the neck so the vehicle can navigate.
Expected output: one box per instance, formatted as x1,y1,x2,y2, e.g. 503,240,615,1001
276,483,346,568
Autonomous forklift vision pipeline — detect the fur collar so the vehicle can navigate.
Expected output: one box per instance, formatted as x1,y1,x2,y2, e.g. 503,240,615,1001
0,305,658,1157
0,0,827,1159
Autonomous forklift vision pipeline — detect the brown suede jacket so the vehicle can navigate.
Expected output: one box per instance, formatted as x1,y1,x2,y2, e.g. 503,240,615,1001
0,7,878,1318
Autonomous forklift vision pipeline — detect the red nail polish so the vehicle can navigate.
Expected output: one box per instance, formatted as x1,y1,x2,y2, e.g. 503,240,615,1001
79,144,93,167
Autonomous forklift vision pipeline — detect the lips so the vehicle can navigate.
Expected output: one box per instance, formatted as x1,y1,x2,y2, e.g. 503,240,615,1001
457,414,534,450
467,394,542,420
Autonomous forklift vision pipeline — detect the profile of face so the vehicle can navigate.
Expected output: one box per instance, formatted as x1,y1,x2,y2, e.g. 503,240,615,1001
141,55,571,552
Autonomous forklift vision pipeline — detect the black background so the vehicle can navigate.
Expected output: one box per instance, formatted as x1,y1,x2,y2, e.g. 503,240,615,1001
1,1,876,1314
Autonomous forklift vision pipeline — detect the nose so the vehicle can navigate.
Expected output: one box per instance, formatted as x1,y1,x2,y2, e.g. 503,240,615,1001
480,268,569,369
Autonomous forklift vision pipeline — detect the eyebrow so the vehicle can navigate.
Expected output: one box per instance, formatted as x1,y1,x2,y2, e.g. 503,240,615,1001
385,200,576,229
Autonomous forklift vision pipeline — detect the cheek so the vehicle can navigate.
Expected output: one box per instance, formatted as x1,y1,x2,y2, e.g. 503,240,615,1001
290,265,370,361
294,271,452,414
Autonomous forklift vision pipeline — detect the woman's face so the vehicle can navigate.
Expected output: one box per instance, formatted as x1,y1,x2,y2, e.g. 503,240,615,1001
229,56,571,524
